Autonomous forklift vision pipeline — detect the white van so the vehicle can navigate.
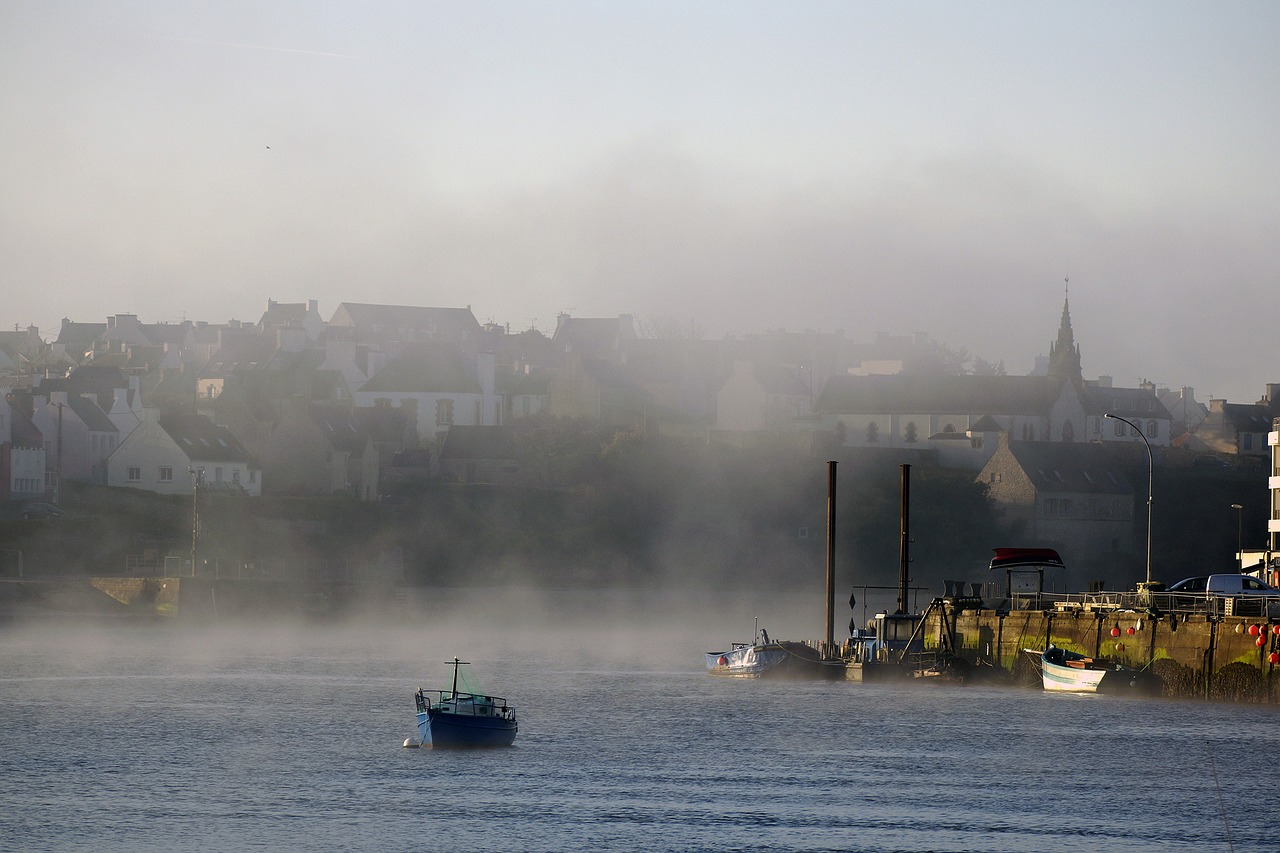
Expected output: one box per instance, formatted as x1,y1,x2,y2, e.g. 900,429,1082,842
1206,574,1276,595
1167,574,1277,595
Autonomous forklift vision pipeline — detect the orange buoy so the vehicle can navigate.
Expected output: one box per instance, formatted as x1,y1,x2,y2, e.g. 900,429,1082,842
1273,625,1280,636
1257,636,1267,648
1249,624,1261,637
1270,652,1280,665
1110,627,1121,637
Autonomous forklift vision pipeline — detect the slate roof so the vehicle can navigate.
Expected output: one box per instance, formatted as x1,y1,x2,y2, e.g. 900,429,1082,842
1081,385,1172,420
551,315,636,358
328,303,481,344
309,407,369,454
260,301,308,328
815,374,1063,415
1220,402,1272,434
359,343,480,394
159,413,256,464
55,320,107,360
1002,441,1133,496
8,405,43,448
439,425,520,461
66,394,117,433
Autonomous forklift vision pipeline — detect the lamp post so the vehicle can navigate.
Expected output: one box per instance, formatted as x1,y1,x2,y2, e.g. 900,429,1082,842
189,467,203,577
1231,503,1243,571
1105,413,1153,587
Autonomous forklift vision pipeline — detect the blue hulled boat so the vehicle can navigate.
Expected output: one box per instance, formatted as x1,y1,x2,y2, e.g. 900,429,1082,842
413,658,518,748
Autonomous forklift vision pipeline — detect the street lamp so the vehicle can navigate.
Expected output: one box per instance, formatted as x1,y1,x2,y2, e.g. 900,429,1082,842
1231,503,1243,571
1105,413,1153,587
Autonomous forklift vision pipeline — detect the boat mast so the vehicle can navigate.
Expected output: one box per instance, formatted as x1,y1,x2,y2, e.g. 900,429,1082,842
449,658,470,698
897,464,910,614
825,460,837,653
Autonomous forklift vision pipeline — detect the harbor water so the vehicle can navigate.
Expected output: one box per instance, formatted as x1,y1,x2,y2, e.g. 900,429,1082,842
3,605,1279,853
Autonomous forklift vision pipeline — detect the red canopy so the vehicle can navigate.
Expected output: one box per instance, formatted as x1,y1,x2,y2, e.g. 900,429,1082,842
988,547,1064,570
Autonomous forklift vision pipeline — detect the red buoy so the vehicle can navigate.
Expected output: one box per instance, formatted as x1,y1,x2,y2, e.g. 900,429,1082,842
1270,652,1279,665
717,656,728,667
1126,626,1135,635
1273,625,1280,636
1110,627,1121,637
1257,636,1267,648
1249,624,1260,637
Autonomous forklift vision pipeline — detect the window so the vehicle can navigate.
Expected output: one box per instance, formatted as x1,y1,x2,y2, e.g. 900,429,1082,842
215,467,223,483
436,399,454,426
1244,433,1253,451
1147,420,1159,439
232,470,240,484
1114,420,1126,437
866,422,879,443
159,466,173,482
127,466,141,481
905,421,918,443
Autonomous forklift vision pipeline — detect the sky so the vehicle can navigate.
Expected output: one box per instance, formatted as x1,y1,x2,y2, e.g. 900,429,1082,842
3,1,1277,402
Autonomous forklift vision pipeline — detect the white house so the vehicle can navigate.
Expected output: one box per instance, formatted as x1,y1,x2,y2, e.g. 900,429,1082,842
353,344,500,444
107,409,261,496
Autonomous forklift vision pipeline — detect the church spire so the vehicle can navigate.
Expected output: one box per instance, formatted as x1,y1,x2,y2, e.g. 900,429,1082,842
1047,276,1082,381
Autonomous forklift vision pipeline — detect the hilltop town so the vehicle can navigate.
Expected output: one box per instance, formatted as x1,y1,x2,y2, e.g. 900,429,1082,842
0,297,1275,597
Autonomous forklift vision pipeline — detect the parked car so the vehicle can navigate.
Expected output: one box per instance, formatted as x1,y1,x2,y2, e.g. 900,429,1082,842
20,501,65,520
1165,573,1277,617
1166,576,1207,593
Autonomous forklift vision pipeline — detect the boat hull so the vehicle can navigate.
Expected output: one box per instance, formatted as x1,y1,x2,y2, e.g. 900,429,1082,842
1037,647,1154,695
705,641,827,679
1041,657,1110,693
705,644,789,677
417,710,518,748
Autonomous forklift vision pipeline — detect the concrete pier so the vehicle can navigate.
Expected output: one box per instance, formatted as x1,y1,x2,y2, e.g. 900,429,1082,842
928,605,1280,702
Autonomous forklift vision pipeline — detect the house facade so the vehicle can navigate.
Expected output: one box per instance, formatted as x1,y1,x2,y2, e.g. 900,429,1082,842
978,432,1137,579
354,344,499,444
107,410,261,497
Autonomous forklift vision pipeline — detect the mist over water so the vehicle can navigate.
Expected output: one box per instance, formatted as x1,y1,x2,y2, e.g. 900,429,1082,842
4,594,1279,852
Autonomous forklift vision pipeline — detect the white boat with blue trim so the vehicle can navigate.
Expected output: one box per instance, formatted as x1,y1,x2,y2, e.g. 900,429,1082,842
1027,646,1153,694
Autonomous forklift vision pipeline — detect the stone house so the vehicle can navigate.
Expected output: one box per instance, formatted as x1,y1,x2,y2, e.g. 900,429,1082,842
977,433,1136,574
437,425,532,486
255,402,379,500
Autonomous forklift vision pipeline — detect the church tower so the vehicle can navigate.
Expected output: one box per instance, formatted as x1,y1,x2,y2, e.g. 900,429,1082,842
1047,279,1083,382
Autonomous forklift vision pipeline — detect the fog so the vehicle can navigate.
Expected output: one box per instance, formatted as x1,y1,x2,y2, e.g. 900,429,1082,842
3,2,1278,402
0,584,852,673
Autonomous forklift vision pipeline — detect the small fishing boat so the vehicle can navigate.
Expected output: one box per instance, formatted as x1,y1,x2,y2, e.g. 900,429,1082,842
410,658,517,748
1027,646,1149,694
705,621,826,678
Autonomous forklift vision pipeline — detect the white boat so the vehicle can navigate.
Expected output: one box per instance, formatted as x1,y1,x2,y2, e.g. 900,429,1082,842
1028,646,1151,694
705,623,825,678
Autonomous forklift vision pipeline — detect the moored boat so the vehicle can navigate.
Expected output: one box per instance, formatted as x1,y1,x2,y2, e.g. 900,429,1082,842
1028,646,1152,694
705,623,827,678
412,658,517,748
